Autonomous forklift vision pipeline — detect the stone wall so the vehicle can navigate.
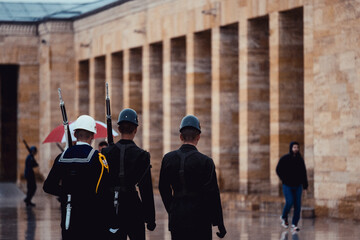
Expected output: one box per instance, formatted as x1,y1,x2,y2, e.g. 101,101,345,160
312,0,360,219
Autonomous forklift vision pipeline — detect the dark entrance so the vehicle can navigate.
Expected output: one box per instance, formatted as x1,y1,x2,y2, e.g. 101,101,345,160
0,65,18,181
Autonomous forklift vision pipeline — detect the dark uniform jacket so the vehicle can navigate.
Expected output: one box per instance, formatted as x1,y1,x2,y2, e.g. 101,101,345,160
159,144,224,231
43,143,110,239
102,139,156,228
24,153,38,179
276,141,308,189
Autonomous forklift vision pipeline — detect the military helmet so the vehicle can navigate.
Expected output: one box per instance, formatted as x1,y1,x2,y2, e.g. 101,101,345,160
30,146,37,153
74,115,97,134
179,115,201,133
117,108,138,126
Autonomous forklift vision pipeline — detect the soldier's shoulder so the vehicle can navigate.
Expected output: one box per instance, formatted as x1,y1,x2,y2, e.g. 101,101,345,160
101,144,116,154
194,151,213,164
163,150,178,159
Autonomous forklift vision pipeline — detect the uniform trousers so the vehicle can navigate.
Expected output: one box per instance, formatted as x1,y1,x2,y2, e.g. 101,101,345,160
25,176,36,203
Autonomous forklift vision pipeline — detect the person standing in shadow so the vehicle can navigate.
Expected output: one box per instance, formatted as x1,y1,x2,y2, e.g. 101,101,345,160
24,146,38,207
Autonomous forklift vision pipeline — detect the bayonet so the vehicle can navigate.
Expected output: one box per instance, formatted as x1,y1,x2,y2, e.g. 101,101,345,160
65,194,72,230
58,88,72,149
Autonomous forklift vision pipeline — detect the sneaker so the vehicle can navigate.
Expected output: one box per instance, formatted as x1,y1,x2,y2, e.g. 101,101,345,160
280,216,289,228
291,224,300,233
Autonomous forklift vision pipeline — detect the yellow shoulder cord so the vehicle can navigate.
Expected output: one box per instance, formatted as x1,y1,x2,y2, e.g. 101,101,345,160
96,153,109,194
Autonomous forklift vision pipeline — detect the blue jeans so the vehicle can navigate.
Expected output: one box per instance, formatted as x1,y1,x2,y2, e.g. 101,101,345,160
282,184,302,226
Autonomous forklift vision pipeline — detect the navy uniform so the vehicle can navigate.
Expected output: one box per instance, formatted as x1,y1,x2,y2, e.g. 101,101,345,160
43,115,110,240
159,115,226,240
103,108,156,240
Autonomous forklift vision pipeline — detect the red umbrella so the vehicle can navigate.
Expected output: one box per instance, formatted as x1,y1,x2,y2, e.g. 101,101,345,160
43,120,118,143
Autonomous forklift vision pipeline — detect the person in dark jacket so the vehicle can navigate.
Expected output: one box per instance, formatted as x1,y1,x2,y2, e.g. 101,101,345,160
276,141,308,233
98,140,109,151
102,108,156,240
24,146,38,207
159,115,226,240
43,115,110,240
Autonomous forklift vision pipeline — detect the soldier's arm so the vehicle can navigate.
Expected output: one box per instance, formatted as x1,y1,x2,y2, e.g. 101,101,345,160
138,152,156,224
158,156,173,213
205,159,225,227
43,156,62,196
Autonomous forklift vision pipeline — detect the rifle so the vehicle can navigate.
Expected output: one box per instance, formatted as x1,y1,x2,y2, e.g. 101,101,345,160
106,83,114,145
58,88,73,149
56,142,64,152
22,138,32,155
22,138,39,166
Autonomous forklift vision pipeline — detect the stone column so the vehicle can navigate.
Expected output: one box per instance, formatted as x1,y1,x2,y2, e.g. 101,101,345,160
163,39,171,154
211,27,221,175
239,7,249,194
269,12,281,195
186,33,195,115
303,4,314,198
143,44,151,151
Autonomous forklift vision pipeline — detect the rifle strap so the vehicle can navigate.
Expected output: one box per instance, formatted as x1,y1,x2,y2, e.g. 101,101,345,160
176,150,197,196
115,142,136,188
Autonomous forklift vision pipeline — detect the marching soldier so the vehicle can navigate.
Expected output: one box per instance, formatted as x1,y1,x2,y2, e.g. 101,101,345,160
102,108,156,240
159,115,227,240
43,115,110,239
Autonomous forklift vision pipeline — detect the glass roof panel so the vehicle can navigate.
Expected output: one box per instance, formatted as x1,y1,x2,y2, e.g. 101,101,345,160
0,0,125,22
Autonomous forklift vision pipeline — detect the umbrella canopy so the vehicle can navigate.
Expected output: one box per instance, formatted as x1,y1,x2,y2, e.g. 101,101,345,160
43,120,118,143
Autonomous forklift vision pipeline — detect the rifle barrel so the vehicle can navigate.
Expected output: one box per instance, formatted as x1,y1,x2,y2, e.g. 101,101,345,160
106,83,114,145
58,88,72,148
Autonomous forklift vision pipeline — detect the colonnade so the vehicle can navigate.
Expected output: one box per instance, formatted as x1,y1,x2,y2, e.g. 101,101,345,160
76,7,306,193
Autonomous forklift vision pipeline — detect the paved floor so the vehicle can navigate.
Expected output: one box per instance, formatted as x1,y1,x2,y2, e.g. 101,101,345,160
0,182,359,240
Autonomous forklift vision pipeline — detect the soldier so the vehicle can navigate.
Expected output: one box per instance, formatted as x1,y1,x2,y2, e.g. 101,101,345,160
159,115,227,240
24,146,38,207
102,108,156,240
43,115,110,240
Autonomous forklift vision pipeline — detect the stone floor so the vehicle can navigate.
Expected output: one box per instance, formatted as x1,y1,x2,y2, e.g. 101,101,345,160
1,182,359,240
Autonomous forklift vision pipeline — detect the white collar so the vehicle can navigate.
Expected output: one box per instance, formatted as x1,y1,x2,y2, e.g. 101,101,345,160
76,141,91,146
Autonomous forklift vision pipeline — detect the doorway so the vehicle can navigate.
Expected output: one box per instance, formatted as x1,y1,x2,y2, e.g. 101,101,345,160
0,65,18,181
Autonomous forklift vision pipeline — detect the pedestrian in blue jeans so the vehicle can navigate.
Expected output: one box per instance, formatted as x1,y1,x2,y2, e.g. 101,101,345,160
276,141,308,233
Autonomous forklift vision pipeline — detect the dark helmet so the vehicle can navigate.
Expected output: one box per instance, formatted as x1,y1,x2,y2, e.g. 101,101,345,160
117,108,138,126
179,115,201,133
30,146,37,153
